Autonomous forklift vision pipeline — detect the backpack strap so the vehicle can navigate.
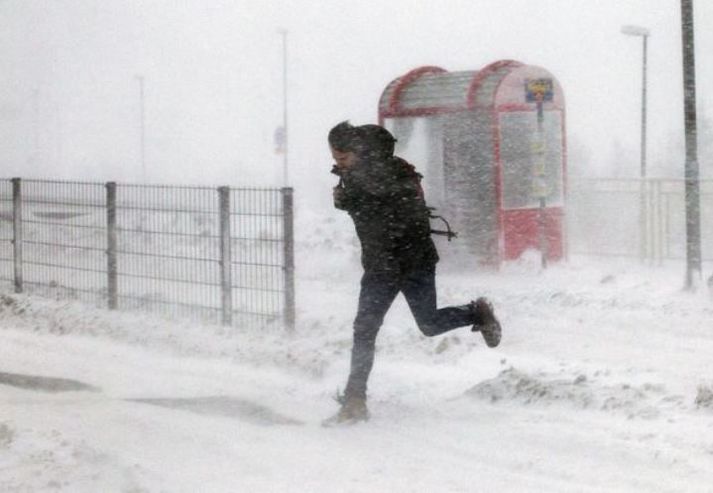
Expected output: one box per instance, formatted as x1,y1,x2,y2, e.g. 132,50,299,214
395,158,458,241
427,207,458,241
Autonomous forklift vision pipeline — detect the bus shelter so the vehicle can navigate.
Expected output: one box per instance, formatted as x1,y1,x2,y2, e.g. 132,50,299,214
378,60,566,265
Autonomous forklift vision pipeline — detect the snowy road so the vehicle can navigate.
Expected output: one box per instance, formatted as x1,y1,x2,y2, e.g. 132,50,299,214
2,256,713,492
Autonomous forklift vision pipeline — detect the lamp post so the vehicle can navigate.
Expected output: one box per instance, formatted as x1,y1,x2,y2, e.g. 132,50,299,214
621,24,650,262
278,29,289,186
680,0,702,289
135,75,146,182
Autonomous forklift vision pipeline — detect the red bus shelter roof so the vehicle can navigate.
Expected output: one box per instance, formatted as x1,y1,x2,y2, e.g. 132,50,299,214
378,60,564,120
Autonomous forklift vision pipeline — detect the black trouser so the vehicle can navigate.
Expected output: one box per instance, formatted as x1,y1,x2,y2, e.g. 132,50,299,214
344,267,475,399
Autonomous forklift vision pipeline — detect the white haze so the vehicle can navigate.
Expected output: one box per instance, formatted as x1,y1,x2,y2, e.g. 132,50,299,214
1,0,713,210
2,2,713,491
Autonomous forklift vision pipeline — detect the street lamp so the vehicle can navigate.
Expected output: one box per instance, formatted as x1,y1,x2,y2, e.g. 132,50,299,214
621,24,650,262
277,29,289,186
135,75,146,183
680,0,702,289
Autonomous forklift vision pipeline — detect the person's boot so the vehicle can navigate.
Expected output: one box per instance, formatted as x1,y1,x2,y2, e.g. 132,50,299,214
322,395,370,427
471,297,502,348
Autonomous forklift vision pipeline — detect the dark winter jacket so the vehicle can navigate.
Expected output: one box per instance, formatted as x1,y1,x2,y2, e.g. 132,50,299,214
333,156,439,274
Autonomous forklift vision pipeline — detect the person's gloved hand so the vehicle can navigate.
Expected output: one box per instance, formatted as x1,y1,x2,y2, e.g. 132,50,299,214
333,185,347,209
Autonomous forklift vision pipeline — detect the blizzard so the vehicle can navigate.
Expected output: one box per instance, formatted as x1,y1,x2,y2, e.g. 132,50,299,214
1,212,713,492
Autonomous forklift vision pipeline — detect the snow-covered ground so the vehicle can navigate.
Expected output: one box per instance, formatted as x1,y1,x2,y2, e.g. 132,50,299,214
1,211,713,492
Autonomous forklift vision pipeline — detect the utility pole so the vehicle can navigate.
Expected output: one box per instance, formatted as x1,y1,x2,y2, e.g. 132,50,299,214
680,0,702,290
136,75,146,182
32,88,40,155
278,29,289,186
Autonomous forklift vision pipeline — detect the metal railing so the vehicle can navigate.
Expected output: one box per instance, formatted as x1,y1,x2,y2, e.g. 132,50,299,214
567,177,713,263
0,178,295,330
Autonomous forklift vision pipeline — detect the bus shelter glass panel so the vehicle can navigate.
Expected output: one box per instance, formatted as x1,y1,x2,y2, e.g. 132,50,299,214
384,116,445,208
499,111,564,210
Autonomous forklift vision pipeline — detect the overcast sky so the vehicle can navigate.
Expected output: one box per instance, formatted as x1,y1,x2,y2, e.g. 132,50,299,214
1,0,711,204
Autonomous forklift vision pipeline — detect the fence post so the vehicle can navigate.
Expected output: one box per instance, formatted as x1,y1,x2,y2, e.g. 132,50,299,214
282,187,295,331
106,182,118,309
656,180,665,267
11,178,22,294
218,186,232,326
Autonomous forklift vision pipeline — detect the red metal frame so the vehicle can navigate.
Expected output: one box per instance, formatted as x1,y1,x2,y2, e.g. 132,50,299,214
466,59,523,110
379,66,447,124
380,106,464,122
484,62,525,261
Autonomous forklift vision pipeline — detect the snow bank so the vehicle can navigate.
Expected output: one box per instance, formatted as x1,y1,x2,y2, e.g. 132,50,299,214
465,367,688,420
1,210,713,491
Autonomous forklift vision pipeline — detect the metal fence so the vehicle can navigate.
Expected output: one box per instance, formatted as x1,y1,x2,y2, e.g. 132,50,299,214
0,178,295,330
567,177,713,263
